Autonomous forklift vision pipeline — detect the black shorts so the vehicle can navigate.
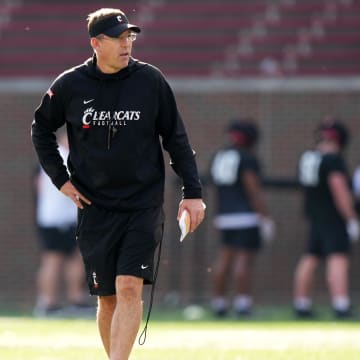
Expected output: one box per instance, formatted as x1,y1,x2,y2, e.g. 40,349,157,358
76,204,164,296
221,227,261,251
306,220,350,257
37,225,77,255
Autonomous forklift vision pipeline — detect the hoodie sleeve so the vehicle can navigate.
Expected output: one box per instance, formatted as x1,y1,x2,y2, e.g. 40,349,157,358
31,78,70,189
156,75,202,199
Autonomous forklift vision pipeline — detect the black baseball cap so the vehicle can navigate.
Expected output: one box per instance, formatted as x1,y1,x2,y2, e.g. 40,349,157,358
317,120,349,148
228,119,259,147
89,13,141,38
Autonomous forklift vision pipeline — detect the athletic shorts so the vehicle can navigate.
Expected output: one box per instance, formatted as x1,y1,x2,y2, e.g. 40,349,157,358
37,225,77,255
76,204,164,296
221,227,261,251
306,220,350,257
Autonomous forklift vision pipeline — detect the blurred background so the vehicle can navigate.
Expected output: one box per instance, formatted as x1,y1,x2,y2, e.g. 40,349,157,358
1,0,360,313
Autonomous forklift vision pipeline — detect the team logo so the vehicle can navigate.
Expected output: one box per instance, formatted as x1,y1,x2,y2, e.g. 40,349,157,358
82,107,94,128
92,272,99,289
46,88,54,98
81,106,141,129
117,15,123,23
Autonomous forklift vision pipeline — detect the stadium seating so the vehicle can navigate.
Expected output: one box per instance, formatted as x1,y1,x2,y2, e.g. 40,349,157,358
0,0,359,77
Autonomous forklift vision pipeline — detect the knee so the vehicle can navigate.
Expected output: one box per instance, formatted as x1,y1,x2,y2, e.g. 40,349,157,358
234,256,253,276
116,276,143,303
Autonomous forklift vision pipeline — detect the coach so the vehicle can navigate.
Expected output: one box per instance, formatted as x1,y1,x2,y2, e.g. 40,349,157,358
31,7,205,360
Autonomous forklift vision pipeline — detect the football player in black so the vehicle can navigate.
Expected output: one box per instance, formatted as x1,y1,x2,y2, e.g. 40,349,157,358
210,120,275,317
293,119,359,318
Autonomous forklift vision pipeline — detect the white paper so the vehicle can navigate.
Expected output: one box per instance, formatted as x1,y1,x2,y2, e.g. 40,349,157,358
179,210,190,242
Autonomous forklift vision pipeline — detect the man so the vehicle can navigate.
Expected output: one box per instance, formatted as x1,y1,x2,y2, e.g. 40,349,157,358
209,120,274,317
31,8,205,359
33,131,93,318
293,120,359,318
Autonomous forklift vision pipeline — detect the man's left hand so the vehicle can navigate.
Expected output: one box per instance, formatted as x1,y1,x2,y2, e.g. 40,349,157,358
177,199,206,233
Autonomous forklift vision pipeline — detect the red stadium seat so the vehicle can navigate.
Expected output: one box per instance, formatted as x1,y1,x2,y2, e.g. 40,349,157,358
1,0,359,77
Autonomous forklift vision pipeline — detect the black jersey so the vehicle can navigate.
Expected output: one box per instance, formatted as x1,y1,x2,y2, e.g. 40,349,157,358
32,56,202,211
298,150,349,223
210,146,260,229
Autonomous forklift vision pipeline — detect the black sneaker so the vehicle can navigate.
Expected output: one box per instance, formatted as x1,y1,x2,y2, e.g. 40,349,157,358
63,302,96,318
69,302,95,309
235,308,252,318
333,308,353,319
32,305,65,318
294,308,314,319
213,308,228,318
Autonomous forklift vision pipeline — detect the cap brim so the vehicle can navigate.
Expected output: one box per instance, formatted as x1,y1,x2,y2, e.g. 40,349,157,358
103,24,141,38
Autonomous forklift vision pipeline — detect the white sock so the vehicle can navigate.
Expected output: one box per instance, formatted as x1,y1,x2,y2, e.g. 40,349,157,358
294,297,312,311
35,296,53,309
332,296,350,311
211,297,228,311
233,295,252,312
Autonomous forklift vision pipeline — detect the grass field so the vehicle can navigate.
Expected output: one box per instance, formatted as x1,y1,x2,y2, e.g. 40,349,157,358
1,308,360,359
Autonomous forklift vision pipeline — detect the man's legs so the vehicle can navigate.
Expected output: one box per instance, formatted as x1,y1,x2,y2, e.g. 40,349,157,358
64,249,87,304
212,248,233,315
326,253,351,316
233,250,256,315
97,275,143,359
97,295,116,357
110,275,143,360
293,254,319,316
34,251,63,315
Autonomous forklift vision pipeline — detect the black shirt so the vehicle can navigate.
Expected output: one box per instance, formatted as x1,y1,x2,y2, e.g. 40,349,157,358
32,56,202,211
210,146,260,215
298,150,349,223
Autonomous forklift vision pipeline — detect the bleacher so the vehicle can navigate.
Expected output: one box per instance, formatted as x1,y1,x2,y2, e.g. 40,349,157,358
0,1,143,77
0,0,359,78
213,0,360,76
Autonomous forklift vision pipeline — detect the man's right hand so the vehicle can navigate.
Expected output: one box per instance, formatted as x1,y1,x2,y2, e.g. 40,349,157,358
60,180,91,209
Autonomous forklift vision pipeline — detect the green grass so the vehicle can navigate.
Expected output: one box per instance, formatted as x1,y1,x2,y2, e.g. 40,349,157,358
1,308,360,359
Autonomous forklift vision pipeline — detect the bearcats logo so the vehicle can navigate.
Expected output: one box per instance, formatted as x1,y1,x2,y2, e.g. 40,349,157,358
82,107,141,129
82,107,94,128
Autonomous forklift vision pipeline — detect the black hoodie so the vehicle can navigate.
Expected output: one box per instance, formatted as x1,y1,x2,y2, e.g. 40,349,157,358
32,56,202,211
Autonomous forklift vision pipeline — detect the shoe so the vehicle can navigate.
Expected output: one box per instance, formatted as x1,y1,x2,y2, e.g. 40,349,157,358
211,297,228,318
32,305,65,318
63,302,96,318
333,308,353,319
68,302,95,310
294,308,315,319
235,308,252,318
213,308,228,318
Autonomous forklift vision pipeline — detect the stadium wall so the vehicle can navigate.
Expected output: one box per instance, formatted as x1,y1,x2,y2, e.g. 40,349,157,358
1,77,360,311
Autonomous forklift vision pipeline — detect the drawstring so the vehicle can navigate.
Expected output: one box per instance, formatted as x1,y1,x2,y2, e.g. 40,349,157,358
138,231,163,345
107,125,118,150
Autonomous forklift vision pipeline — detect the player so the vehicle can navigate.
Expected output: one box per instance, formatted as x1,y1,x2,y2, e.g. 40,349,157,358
210,120,274,317
31,7,205,359
33,131,93,317
293,120,359,318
